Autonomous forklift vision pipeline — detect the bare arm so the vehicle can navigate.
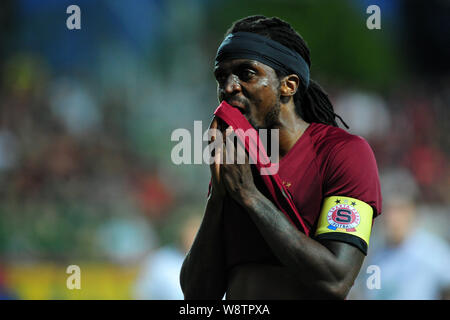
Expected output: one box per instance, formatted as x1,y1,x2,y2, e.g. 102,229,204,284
221,154,364,299
240,188,364,299
180,193,227,299
180,118,228,299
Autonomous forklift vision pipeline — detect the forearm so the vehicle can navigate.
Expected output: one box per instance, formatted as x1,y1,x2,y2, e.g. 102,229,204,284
241,189,356,298
180,194,227,299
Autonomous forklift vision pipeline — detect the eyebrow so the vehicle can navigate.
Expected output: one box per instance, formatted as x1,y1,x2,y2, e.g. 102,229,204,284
214,60,259,77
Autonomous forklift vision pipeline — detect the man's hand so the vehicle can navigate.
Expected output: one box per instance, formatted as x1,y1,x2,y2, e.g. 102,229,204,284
221,127,259,205
208,117,226,198
180,119,228,299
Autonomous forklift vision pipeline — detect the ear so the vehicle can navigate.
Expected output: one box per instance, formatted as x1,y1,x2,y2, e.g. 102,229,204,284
280,74,300,97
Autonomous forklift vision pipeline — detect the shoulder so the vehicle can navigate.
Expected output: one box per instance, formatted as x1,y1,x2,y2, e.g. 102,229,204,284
308,123,382,216
308,122,362,150
307,122,374,165
308,122,374,162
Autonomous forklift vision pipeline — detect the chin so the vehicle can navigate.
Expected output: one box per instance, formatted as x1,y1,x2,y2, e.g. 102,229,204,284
247,118,261,130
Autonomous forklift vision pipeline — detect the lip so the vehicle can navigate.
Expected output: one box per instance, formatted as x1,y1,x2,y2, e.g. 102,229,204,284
225,99,247,115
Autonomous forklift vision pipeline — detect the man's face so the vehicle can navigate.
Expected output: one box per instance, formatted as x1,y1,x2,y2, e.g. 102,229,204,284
214,59,282,129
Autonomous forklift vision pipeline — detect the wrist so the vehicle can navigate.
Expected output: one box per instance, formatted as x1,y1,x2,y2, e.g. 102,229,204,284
239,187,262,209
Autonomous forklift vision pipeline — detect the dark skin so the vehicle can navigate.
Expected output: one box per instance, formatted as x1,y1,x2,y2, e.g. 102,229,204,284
180,58,365,299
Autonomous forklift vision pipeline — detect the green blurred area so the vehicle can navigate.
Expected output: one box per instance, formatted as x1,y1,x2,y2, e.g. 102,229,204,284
206,0,402,91
0,0,448,300
0,0,432,263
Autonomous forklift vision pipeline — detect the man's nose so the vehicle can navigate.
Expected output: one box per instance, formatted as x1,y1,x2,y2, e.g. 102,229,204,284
224,74,241,94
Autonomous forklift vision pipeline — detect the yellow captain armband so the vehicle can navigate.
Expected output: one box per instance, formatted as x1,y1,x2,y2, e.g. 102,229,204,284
315,196,374,255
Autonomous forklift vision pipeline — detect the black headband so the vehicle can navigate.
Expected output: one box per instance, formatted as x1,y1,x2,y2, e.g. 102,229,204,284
215,32,310,88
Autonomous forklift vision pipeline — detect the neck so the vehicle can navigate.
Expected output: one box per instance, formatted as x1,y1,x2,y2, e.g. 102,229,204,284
273,101,309,158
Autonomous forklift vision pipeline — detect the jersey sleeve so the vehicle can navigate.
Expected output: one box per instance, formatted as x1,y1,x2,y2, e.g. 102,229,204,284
315,135,382,254
324,135,382,217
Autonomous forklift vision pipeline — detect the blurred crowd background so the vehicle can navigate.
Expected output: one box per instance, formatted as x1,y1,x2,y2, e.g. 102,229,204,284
0,0,449,299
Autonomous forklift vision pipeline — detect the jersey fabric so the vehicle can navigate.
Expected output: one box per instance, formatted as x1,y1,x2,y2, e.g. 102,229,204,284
222,122,382,270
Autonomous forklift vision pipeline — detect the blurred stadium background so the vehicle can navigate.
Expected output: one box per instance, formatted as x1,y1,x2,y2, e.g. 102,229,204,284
0,0,449,299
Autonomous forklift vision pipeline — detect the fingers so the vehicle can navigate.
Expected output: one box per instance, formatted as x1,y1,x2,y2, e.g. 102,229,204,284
224,125,238,165
209,117,218,131
209,117,227,143
209,117,218,144
214,137,222,166
225,125,233,139
209,121,245,166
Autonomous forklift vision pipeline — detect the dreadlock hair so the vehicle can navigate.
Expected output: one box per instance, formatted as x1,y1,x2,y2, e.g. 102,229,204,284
225,15,348,128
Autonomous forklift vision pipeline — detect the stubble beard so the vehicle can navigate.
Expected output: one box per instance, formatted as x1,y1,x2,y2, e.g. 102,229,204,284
247,101,281,131
261,97,282,130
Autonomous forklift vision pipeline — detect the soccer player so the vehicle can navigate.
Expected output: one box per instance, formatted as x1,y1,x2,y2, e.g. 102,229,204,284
180,16,382,299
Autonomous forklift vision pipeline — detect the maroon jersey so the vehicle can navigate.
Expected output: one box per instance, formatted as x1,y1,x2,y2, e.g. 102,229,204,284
223,122,382,270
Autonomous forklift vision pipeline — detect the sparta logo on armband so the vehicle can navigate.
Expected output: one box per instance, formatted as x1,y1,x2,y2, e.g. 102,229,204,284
315,196,374,255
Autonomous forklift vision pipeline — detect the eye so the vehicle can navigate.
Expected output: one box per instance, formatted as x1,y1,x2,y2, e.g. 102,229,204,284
239,68,256,81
